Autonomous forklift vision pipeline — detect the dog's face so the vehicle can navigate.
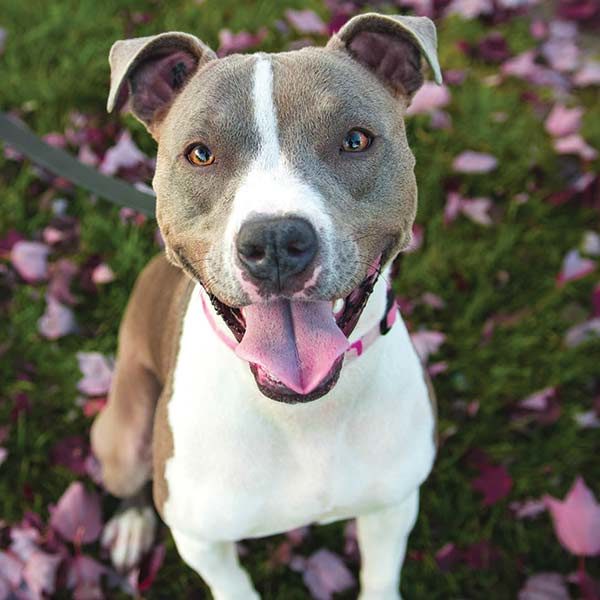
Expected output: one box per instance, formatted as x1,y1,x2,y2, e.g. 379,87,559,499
107,14,441,403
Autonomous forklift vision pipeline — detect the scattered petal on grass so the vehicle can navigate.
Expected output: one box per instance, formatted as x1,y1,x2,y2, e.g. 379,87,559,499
407,82,451,115
217,28,268,56
472,462,513,506
445,0,493,19
38,296,77,339
518,572,570,600
410,330,446,362
510,498,547,519
564,318,600,348
545,104,583,138
0,447,7,466
91,263,115,285
23,551,62,598
554,135,598,161
285,9,327,34
0,551,23,588
574,60,600,86
582,231,600,256
453,151,498,173
10,241,49,282
544,477,600,556
435,542,462,571
302,549,355,600
574,410,600,429
48,259,79,305
519,387,557,411
77,352,113,396
99,131,146,176
67,554,108,591
49,482,103,545
556,249,596,286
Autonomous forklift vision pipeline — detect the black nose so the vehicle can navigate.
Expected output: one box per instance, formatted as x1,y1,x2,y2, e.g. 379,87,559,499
236,217,318,289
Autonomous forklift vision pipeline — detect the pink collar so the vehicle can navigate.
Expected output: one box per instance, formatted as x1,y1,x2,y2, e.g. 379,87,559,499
199,287,398,364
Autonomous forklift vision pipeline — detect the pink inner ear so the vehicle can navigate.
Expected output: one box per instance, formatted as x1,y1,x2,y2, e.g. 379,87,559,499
130,50,198,124
348,31,424,95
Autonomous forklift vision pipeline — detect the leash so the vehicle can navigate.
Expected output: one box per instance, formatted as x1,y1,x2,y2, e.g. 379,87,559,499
0,112,156,216
199,285,398,363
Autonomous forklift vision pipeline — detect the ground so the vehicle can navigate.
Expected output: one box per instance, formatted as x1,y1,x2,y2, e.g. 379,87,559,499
0,0,599,598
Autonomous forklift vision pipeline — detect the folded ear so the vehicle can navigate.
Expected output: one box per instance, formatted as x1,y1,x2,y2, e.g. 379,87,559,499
327,13,442,98
107,32,216,132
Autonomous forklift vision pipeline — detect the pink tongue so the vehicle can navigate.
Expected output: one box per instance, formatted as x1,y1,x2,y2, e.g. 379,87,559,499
236,300,349,395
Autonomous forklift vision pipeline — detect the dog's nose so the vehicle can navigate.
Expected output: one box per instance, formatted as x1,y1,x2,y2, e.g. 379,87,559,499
236,217,318,288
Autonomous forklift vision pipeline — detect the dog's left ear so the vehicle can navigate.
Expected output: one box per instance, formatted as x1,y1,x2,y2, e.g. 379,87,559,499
326,13,442,98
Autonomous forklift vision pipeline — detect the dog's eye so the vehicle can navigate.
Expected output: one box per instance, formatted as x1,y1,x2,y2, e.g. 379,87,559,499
341,129,372,153
186,144,215,166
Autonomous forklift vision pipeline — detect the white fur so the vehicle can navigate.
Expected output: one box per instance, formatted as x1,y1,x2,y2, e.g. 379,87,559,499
163,276,436,596
222,56,336,297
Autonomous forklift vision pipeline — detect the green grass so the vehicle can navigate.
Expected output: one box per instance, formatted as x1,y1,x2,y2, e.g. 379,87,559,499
1,0,599,598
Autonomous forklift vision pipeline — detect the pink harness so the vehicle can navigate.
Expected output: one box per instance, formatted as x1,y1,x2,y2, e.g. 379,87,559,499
200,287,398,364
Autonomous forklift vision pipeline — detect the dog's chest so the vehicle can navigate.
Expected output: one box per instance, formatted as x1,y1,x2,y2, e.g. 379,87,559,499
159,290,435,541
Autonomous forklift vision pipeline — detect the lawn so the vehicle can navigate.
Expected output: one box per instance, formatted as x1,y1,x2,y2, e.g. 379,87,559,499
0,0,599,598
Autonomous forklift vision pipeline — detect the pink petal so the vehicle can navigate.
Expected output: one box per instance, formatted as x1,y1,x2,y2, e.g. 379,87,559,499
574,60,600,86
285,9,327,35
67,554,108,589
78,144,100,167
421,292,445,309
574,410,600,429
556,249,596,286
518,572,570,600
22,551,61,598
444,192,462,225
564,318,600,348
77,352,113,396
0,447,7,466
554,134,598,161
48,258,79,305
544,477,600,556
302,549,356,600
545,104,583,138
0,551,24,588
99,131,146,176
460,197,493,226
407,82,451,115
519,387,557,411
510,498,547,519
405,224,424,253
91,263,115,285
445,0,493,18
542,38,580,73
49,482,103,544
10,526,40,563
217,28,268,56
410,330,446,362
453,151,498,173
472,463,513,506
38,296,77,339
10,241,50,282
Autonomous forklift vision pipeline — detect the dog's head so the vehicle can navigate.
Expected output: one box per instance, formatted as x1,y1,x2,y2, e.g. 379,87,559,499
107,13,441,403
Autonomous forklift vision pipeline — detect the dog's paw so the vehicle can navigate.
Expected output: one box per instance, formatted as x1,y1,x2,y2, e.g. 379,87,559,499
358,589,402,600
101,504,157,572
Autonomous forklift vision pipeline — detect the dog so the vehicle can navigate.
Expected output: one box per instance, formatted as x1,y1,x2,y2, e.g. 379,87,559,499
91,12,441,599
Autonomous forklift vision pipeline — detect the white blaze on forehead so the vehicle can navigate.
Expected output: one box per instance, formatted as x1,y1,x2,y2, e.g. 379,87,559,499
222,54,335,296
253,56,280,167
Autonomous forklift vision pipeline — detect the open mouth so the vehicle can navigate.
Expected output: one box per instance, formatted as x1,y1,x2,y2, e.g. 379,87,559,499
207,266,381,404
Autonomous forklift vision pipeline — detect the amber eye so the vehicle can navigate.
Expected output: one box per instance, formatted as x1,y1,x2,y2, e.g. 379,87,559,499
341,129,373,153
186,143,215,166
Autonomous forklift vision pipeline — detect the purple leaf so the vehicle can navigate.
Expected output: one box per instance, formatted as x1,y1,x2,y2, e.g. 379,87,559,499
38,296,77,339
51,435,91,476
49,482,103,545
10,241,49,283
77,352,113,396
302,549,356,600
285,9,327,35
452,151,498,173
470,455,513,506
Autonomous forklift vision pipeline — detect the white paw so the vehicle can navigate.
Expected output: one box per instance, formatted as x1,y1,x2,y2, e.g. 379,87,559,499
101,505,157,572
359,589,402,600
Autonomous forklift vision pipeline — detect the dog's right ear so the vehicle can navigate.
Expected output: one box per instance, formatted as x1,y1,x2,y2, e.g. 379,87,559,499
107,32,216,135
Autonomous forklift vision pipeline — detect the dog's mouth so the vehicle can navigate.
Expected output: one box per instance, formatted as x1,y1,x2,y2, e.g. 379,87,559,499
208,265,381,404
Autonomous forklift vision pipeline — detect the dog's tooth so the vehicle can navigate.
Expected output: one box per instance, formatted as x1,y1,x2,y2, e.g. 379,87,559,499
333,298,344,314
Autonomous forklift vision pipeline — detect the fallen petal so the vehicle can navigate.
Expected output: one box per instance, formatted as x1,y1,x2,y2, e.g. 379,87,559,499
453,151,498,173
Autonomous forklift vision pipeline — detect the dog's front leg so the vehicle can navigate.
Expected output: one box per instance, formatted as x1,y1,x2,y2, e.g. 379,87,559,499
172,529,259,600
356,491,420,600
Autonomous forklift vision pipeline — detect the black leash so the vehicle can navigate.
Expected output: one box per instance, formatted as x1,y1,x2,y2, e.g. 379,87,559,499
0,112,156,217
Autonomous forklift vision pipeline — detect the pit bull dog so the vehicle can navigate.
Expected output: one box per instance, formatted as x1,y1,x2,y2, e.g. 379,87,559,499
91,12,441,599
